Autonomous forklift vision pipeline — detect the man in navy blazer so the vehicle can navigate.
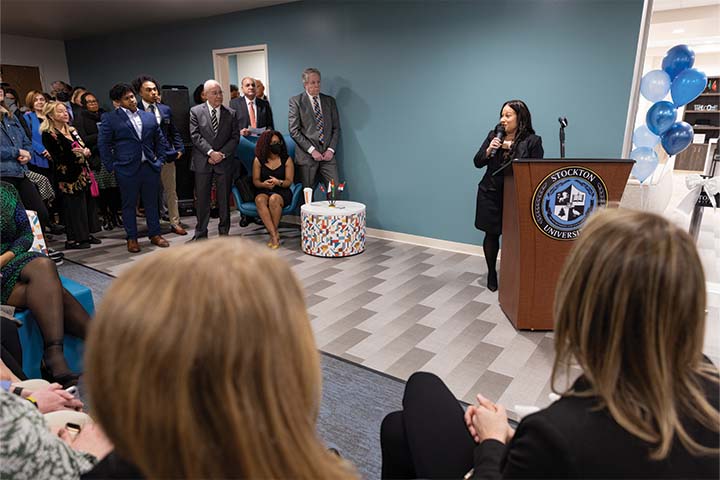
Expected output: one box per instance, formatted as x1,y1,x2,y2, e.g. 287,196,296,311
134,75,187,236
98,83,171,253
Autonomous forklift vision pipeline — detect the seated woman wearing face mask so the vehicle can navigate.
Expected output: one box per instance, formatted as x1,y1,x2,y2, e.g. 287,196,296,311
252,130,295,249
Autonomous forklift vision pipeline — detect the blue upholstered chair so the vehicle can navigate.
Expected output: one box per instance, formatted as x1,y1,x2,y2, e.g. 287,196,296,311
15,276,93,379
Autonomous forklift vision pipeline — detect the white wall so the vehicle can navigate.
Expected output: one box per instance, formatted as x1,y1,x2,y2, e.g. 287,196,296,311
0,34,70,90
236,50,268,97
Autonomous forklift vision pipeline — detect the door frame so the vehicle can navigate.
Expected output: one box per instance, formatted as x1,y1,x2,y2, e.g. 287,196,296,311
211,44,268,106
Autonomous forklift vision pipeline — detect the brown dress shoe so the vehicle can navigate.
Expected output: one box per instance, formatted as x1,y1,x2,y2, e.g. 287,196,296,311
170,225,188,236
127,239,141,253
150,235,170,248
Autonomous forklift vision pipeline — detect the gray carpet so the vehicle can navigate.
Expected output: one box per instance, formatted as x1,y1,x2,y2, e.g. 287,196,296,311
58,260,402,479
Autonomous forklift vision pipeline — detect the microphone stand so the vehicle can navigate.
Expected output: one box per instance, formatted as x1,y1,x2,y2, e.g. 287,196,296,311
559,124,566,159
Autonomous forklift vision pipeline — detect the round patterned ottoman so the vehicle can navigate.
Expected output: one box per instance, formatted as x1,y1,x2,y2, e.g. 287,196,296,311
301,201,366,257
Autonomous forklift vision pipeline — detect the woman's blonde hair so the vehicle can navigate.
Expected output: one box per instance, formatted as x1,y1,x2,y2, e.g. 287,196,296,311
552,208,719,459
39,101,70,133
86,239,357,479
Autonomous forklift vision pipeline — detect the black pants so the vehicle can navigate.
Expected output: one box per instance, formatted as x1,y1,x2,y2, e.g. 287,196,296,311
1,317,26,380
63,190,91,243
4,175,50,235
381,372,476,479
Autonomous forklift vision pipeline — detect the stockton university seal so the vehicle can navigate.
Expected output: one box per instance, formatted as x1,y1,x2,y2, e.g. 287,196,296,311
532,166,608,240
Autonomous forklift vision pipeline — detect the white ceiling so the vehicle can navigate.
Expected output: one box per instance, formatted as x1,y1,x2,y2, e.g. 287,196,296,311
648,3,720,54
0,0,298,40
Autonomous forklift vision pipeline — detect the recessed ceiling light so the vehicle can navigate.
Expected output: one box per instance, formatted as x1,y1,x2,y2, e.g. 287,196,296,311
672,28,686,34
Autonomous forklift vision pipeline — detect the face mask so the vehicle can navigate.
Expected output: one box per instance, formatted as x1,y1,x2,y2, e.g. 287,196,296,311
269,144,282,155
56,92,70,102
5,99,16,110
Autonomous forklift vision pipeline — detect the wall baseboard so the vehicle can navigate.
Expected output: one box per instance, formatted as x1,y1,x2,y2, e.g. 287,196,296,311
284,215,485,256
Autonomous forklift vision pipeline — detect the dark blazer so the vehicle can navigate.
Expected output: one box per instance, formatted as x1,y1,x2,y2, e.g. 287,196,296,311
137,102,185,160
473,375,719,479
229,95,274,131
41,128,89,195
474,131,543,234
97,108,168,177
288,92,340,166
189,103,239,174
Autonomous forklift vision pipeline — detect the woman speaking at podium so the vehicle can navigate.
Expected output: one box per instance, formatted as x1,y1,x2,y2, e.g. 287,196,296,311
473,100,543,291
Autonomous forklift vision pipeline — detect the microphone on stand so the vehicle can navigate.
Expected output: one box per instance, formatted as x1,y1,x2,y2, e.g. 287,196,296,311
489,124,506,157
558,117,568,159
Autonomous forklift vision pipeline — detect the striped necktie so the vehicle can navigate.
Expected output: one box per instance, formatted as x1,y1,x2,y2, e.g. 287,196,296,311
210,107,219,133
312,96,324,145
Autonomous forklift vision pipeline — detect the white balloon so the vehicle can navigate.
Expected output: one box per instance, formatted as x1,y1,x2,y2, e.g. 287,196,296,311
640,70,671,102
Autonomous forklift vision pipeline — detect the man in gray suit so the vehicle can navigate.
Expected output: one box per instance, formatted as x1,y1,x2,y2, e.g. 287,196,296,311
188,80,240,240
288,68,341,195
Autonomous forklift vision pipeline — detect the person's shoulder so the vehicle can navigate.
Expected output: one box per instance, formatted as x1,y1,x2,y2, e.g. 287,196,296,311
189,103,204,114
321,93,337,102
256,97,270,107
289,92,304,103
228,97,241,109
158,103,173,115
223,104,236,115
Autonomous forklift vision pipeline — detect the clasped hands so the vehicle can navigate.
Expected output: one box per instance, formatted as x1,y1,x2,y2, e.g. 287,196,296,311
262,176,282,189
311,149,334,162
208,151,226,165
464,393,515,444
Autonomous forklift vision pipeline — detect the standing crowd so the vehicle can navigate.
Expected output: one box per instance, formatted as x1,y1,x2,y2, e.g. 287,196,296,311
1,67,341,254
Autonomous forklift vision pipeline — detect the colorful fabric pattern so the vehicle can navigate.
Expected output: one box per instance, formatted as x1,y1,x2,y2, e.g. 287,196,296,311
1,183,45,304
301,204,366,257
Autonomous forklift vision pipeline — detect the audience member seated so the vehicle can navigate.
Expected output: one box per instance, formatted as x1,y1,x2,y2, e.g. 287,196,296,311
41,101,101,249
0,388,111,479
1,358,83,413
75,92,121,231
1,182,91,388
1,86,52,239
252,130,295,249
83,240,357,479
380,209,719,479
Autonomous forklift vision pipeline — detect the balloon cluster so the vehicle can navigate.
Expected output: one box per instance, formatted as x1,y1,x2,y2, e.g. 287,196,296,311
631,45,707,182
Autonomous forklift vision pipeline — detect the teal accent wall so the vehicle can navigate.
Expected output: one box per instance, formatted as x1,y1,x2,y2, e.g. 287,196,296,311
66,0,643,245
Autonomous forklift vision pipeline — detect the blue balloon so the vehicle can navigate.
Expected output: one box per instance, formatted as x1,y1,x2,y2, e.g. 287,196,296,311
630,147,659,183
671,68,708,107
661,122,694,156
646,101,677,136
632,125,660,149
662,44,695,80
640,70,671,102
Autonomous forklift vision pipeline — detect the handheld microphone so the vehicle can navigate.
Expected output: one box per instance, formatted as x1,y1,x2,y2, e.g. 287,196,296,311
558,116,568,128
489,124,506,156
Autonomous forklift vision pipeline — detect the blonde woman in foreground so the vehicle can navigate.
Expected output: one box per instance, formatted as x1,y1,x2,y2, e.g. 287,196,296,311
83,239,357,479
381,209,719,479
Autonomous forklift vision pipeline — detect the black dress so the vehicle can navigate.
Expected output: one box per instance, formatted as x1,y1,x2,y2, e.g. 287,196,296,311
254,156,293,206
473,131,544,234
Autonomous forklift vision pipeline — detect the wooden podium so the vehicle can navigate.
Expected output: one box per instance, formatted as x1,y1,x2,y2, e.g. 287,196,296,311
499,159,633,330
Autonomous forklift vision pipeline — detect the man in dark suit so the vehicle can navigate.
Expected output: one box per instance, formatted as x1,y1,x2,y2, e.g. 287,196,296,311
134,75,187,236
288,68,341,194
98,83,171,253
229,76,274,137
189,80,240,240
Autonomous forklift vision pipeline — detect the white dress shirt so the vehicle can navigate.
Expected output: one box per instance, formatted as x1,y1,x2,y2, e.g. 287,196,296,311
121,107,147,161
